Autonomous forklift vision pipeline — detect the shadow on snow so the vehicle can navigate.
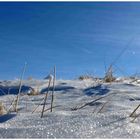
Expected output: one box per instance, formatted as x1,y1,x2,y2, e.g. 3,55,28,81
41,85,75,93
0,85,32,96
0,114,16,123
84,84,110,96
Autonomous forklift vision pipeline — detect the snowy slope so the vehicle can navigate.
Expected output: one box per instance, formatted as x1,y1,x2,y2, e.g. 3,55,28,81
0,79,140,138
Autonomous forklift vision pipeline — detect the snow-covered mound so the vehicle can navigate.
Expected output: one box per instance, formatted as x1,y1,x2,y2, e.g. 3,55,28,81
0,78,140,138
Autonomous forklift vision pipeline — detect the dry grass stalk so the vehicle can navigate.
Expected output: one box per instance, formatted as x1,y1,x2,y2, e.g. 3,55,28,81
97,101,109,113
50,66,56,112
32,98,45,114
41,77,52,118
7,98,16,113
130,104,140,117
104,65,115,83
131,113,140,123
78,75,93,80
0,102,7,115
104,38,134,83
14,62,27,112
31,83,51,114
34,105,61,113
71,93,114,111
97,94,114,113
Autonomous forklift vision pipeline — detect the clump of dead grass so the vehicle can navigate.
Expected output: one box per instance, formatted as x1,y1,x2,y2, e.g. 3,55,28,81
104,65,116,83
78,75,93,80
0,102,7,115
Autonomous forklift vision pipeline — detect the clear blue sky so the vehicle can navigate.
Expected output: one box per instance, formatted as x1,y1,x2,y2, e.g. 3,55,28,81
0,2,140,80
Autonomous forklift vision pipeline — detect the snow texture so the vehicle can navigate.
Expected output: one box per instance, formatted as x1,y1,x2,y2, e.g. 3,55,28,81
0,78,140,138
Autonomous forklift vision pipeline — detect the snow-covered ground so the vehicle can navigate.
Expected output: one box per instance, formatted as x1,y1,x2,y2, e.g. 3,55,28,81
0,78,140,138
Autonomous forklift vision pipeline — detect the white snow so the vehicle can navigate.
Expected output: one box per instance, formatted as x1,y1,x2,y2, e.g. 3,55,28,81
0,78,140,138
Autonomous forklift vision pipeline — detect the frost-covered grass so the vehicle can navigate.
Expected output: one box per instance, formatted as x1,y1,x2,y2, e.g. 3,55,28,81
0,78,140,138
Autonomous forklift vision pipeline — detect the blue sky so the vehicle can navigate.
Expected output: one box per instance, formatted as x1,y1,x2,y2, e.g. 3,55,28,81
0,2,140,80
